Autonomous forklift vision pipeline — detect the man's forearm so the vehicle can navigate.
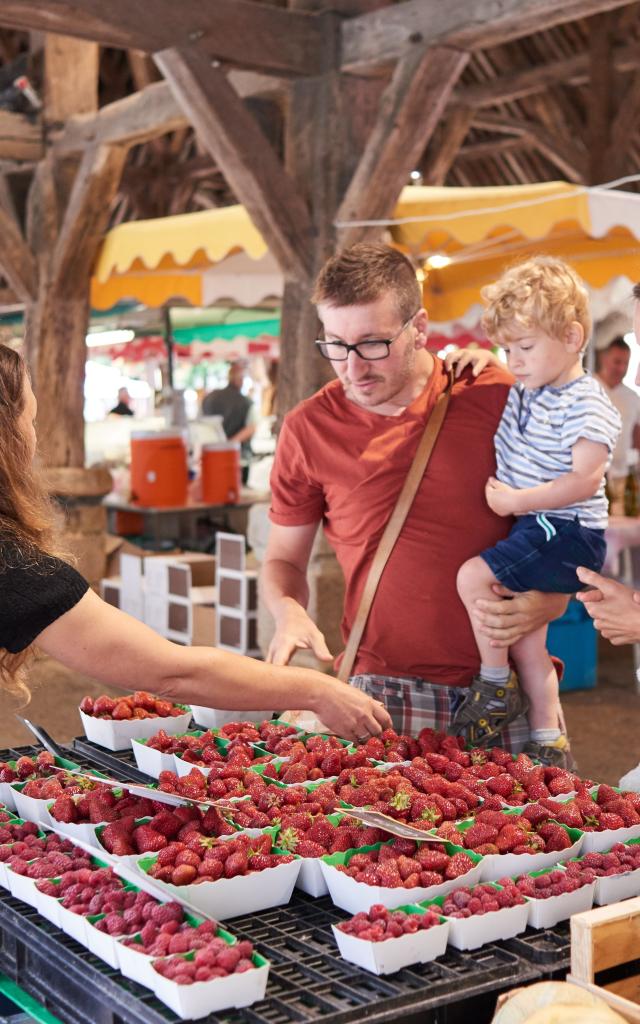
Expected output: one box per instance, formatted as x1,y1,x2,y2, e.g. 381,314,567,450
260,558,310,620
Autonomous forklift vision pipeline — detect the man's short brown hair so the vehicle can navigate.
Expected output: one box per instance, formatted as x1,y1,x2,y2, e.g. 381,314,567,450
634,282,640,301
312,243,421,321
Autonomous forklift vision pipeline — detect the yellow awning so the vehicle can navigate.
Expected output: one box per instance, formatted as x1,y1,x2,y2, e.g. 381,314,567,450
91,182,640,320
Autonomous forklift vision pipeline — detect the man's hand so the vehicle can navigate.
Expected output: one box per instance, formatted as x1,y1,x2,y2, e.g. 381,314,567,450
266,598,333,666
320,676,392,742
485,476,520,517
474,585,569,647
576,566,640,644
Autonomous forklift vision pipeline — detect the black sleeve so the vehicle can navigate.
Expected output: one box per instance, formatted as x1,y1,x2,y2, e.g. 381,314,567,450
0,544,89,654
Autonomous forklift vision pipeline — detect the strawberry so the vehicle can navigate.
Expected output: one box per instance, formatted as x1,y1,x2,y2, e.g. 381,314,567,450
547,772,576,796
51,795,78,823
463,823,499,849
171,864,197,886
496,825,529,853
599,812,626,830
133,825,167,853
445,852,475,879
296,840,326,858
596,784,619,806
224,851,248,878
486,775,515,798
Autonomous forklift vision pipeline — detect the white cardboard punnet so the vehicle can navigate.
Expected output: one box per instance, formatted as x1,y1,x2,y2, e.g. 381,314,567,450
332,917,449,975
79,707,192,752
443,901,529,950
152,958,269,1019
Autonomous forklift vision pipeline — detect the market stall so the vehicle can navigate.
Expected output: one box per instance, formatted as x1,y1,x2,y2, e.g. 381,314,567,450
90,181,640,343
0,727,613,1024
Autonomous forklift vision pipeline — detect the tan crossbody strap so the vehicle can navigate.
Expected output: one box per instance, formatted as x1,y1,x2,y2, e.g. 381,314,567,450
337,372,453,683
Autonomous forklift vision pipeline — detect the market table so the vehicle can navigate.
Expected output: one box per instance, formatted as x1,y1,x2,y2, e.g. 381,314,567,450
103,491,267,548
0,740,571,1024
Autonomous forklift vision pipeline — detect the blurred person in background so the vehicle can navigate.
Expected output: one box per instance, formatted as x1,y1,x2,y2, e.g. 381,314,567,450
596,336,640,504
109,386,134,416
202,361,256,484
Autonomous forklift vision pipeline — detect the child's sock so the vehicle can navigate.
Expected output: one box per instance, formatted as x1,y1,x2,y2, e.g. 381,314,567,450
530,728,562,744
479,665,511,684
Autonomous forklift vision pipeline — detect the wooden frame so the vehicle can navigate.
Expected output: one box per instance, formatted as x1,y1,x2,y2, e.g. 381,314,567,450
568,897,640,1021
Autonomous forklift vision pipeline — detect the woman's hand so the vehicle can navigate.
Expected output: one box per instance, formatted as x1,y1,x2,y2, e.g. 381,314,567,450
474,586,569,647
444,347,499,379
576,566,640,644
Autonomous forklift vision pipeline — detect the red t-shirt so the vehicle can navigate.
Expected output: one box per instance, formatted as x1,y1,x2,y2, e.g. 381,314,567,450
269,358,513,686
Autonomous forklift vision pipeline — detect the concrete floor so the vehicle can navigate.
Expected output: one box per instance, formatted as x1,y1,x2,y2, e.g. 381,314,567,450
1,639,639,785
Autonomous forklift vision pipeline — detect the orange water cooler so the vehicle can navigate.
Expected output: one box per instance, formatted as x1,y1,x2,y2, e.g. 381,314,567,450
130,431,188,507
201,442,241,504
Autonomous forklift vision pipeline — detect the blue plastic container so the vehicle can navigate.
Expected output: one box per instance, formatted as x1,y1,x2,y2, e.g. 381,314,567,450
547,598,597,691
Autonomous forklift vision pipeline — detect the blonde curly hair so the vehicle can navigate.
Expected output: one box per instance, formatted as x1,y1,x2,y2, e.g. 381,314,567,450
481,256,591,348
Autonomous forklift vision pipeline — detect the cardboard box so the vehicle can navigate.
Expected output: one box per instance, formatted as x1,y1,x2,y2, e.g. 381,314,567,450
216,607,260,655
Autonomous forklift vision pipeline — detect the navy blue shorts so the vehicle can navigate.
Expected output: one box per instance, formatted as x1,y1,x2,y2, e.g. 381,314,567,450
480,514,606,593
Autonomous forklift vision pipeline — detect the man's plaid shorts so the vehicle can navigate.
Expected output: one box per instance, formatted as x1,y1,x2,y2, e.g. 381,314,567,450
350,673,531,754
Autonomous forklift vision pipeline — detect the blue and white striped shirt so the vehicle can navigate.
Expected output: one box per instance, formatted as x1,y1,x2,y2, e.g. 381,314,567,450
494,374,621,529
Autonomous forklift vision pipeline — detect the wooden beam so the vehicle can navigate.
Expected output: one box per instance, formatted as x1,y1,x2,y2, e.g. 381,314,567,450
458,135,528,160
0,1,325,77
421,105,473,185
0,288,19,309
341,0,639,70
588,12,614,183
337,45,468,248
0,110,43,162
44,34,99,124
54,72,283,155
0,205,37,303
52,143,129,295
154,47,314,278
473,113,586,182
607,70,640,176
128,49,159,92
456,43,640,109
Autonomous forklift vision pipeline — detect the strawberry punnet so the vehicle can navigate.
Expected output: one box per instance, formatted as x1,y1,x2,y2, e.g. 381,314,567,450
153,937,257,983
338,904,442,941
436,808,573,855
565,842,640,877
145,832,295,886
335,839,476,889
441,880,526,917
80,692,187,720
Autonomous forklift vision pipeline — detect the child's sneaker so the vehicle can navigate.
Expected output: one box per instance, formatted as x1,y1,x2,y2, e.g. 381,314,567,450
451,671,528,746
522,734,572,769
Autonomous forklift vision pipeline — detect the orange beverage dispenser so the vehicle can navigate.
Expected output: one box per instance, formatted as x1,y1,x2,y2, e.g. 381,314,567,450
130,430,188,507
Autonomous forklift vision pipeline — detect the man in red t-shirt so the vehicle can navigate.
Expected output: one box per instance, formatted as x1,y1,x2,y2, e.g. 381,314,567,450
261,244,567,751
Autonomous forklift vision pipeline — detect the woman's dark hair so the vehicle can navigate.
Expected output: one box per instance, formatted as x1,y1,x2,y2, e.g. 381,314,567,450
0,344,60,700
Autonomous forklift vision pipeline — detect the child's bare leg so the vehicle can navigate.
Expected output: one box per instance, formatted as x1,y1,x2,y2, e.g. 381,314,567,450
457,556,508,671
510,626,559,733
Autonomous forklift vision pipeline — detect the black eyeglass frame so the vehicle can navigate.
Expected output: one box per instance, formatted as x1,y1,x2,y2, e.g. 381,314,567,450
314,310,420,362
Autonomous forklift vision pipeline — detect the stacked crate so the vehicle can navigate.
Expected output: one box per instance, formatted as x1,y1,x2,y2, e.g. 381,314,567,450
215,532,261,657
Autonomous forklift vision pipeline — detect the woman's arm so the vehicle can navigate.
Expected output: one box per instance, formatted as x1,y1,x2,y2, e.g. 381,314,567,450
35,590,391,741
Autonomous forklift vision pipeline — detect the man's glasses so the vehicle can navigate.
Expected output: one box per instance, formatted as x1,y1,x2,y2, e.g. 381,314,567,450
315,311,419,362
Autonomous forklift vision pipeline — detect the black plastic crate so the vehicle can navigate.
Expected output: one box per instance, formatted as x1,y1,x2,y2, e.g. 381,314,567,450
0,743,561,1024
0,888,542,1024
